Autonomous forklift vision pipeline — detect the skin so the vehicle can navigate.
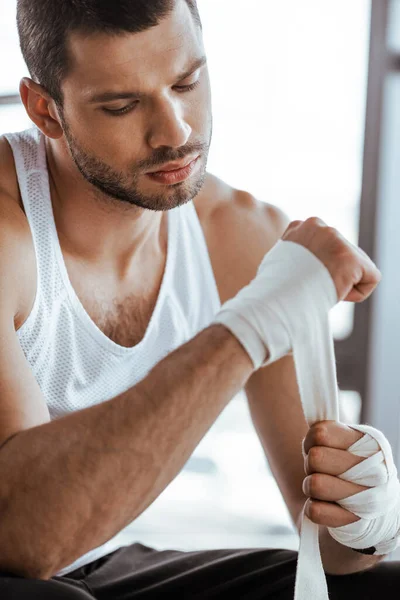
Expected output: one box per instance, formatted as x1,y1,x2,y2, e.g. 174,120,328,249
0,0,385,579
302,420,366,527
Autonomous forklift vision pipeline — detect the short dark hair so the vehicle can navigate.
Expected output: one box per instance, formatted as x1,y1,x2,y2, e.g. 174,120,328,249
17,0,201,106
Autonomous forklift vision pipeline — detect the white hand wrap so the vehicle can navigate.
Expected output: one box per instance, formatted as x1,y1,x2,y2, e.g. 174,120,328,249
323,424,400,555
213,239,400,600
213,240,337,370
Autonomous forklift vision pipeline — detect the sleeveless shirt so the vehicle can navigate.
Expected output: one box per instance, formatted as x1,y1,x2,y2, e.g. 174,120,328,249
4,126,221,575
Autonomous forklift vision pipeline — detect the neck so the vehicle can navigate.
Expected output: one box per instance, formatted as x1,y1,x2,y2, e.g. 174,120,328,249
45,136,166,276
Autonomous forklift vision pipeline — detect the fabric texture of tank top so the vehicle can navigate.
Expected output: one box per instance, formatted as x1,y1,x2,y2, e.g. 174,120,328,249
4,126,222,576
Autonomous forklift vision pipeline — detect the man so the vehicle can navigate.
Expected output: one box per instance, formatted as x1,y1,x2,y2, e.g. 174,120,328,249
0,0,398,598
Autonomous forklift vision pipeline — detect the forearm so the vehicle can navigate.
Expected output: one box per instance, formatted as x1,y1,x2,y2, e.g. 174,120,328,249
248,359,386,577
246,356,310,527
0,324,253,579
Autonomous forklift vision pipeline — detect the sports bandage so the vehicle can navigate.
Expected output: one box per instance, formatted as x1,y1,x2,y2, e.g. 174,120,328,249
214,240,338,371
214,239,400,600
318,424,400,556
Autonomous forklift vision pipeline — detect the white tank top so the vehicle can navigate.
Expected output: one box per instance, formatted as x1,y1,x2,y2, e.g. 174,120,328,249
4,127,222,575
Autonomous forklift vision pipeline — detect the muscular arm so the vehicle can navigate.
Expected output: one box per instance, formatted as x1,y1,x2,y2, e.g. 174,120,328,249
201,185,383,575
0,162,257,579
202,189,309,525
247,357,384,575
236,199,383,575
0,324,253,580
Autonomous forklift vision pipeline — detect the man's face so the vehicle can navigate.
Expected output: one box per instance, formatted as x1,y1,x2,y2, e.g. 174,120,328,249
57,0,212,211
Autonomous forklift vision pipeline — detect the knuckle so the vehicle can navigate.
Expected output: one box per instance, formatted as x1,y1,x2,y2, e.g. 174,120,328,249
313,424,329,446
289,219,302,228
308,446,324,471
331,244,348,261
305,216,324,227
308,502,322,522
325,226,338,237
331,241,351,262
283,220,302,238
308,474,323,496
352,254,364,269
349,258,363,280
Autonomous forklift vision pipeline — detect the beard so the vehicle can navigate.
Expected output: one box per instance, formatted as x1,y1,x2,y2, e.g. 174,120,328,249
59,113,212,212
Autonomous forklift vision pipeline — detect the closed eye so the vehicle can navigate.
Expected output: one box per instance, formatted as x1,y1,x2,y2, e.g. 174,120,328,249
102,79,201,117
174,79,201,93
102,102,139,116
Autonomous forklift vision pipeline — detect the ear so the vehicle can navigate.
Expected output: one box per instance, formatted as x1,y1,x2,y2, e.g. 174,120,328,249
19,78,64,139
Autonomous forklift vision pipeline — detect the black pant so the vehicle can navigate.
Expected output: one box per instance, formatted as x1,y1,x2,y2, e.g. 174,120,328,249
0,543,399,599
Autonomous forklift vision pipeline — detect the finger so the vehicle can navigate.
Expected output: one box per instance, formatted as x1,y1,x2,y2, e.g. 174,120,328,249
303,473,369,502
305,499,360,528
342,250,381,303
282,220,303,236
303,216,328,229
304,446,364,477
303,420,364,454
343,277,381,303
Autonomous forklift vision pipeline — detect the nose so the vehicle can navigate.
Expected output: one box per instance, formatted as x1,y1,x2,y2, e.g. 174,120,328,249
147,97,192,149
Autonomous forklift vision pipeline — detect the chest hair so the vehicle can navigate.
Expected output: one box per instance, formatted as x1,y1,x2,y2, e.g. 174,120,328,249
82,289,158,348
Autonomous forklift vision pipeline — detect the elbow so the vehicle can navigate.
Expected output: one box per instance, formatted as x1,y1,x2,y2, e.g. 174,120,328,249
21,556,57,580
15,564,54,582
0,503,60,580
0,551,56,581
0,533,58,581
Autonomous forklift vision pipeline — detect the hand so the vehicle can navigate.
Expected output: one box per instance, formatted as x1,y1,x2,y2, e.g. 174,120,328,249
282,217,381,303
302,420,369,528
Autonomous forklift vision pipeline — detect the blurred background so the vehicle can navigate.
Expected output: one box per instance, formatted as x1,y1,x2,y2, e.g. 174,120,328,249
1,0,399,559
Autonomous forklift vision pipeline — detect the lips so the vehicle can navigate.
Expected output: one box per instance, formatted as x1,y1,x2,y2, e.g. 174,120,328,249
147,156,198,174
146,156,200,185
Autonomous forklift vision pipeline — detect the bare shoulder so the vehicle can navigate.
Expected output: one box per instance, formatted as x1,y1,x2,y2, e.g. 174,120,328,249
0,135,37,328
0,136,23,208
194,173,290,303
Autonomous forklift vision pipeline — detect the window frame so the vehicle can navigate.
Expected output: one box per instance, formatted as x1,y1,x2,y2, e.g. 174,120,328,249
0,95,20,105
334,0,388,406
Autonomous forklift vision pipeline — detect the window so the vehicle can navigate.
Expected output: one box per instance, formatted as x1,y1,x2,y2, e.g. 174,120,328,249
0,0,31,131
202,0,371,341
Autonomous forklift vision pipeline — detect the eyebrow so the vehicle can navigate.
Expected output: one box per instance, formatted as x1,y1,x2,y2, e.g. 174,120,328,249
88,55,207,104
